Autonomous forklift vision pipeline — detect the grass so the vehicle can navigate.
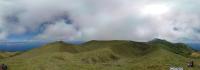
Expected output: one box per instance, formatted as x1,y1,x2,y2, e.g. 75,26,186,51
0,40,199,70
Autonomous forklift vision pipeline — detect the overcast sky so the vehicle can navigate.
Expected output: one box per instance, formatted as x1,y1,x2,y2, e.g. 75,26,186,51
0,0,200,43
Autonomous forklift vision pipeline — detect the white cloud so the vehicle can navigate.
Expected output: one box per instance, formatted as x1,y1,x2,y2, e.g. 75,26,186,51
0,0,200,43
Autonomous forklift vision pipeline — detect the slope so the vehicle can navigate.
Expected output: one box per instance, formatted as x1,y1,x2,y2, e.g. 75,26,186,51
149,39,193,57
0,40,199,70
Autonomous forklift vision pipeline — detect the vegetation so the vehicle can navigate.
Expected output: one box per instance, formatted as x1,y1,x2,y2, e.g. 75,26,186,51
0,39,199,70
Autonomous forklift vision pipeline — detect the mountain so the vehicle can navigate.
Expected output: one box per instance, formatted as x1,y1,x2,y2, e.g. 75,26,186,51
0,39,199,70
149,39,193,57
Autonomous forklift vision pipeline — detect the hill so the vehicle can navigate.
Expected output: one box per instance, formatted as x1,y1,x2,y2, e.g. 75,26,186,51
149,39,193,57
0,52,21,59
0,39,200,70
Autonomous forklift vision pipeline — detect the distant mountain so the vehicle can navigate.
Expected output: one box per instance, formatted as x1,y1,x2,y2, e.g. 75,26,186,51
0,41,84,52
187,43,200,51
0,42,46,52
0,39,199,70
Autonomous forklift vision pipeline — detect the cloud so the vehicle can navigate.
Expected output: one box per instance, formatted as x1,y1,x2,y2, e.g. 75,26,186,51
34,19,81,41
0,0,200,43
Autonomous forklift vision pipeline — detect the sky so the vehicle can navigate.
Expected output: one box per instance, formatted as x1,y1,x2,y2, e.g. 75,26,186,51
0,0,200,43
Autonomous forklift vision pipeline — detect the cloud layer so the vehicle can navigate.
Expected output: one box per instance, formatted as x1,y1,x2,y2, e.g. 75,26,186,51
0,0,200,43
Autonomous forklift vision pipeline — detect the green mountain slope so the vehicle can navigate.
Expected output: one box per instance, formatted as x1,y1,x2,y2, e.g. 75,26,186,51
0,52,21,59
13,41,78,58
0,40,199,70
149,39,193,57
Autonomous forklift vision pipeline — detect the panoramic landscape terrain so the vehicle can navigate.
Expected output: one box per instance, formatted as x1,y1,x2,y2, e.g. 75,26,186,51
0,0,200,70
0,39,199,70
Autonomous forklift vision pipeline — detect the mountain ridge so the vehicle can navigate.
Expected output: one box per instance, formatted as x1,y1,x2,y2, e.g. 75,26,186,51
0,39,199,70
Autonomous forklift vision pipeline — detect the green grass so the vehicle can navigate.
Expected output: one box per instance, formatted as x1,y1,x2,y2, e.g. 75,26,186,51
0,40,199,70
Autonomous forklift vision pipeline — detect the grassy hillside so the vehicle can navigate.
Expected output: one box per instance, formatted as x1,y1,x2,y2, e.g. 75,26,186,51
0,52,21,59
149,39,193,57
0,40,199,70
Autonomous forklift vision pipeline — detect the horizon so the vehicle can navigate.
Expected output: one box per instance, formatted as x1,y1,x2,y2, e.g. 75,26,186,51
0,39,199,52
